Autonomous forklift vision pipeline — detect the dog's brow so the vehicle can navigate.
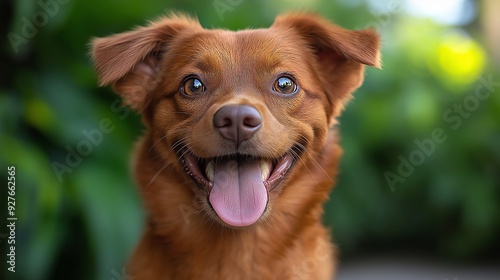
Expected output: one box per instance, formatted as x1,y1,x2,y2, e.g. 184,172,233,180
194,61,213,72
193,52,226,73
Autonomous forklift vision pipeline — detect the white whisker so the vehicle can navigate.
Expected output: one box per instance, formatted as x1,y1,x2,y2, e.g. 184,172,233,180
146,161,169,188
149,134,168,152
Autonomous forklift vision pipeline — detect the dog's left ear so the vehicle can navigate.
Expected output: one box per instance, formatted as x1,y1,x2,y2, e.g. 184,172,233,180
272,14,381,123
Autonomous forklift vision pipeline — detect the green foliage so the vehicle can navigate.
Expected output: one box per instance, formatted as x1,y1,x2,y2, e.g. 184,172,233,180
1,0,499,279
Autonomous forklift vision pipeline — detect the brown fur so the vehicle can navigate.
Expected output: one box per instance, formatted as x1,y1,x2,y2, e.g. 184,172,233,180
91,13,380,279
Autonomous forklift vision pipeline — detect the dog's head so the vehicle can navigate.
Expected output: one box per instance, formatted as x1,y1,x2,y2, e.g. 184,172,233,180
91,13,380,228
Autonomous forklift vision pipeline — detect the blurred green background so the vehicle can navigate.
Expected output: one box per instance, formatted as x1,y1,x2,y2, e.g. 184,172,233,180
1,0,499,279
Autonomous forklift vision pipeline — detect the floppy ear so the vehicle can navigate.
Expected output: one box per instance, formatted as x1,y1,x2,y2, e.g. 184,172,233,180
272,14,381,123
90,14,201,111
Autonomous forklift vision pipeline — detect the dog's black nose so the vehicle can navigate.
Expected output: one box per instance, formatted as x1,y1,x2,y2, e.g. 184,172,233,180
213,105,262,146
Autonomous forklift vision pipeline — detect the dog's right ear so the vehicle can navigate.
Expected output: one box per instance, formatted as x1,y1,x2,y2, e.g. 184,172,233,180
90,14,201,111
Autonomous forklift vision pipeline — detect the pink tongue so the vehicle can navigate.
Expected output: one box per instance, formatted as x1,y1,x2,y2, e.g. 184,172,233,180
209,159,267,227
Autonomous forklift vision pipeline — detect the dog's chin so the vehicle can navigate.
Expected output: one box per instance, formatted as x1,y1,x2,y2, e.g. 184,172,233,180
178,147,296,228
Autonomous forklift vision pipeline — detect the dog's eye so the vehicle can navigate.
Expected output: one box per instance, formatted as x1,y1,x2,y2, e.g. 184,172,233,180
273,76,297,95
182,78,206,96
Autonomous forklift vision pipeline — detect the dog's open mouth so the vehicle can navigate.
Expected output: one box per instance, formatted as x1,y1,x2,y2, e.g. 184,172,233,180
181,151,294,227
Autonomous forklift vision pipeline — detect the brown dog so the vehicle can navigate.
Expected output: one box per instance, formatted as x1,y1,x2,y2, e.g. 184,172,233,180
91,13,380,279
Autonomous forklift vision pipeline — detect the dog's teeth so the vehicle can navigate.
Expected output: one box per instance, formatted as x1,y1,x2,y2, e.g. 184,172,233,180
260,160,271,181
206,161,215,182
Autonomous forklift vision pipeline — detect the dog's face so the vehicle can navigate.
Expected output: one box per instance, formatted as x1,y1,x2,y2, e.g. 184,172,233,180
92,14,380,228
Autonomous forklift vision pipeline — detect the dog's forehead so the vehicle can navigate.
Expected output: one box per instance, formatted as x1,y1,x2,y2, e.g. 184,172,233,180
172,28,308,70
